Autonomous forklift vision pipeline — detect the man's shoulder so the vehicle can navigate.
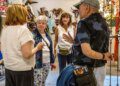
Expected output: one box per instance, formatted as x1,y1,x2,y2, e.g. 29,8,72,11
77,20,86,28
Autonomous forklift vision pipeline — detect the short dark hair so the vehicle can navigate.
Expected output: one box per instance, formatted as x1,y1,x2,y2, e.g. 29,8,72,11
60,12,72,26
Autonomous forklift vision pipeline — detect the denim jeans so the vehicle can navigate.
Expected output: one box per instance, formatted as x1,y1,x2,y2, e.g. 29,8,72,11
58,53,73,73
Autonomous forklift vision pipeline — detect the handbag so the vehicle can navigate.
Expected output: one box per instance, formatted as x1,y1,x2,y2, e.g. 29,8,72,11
56,64,96,86
73,65,97,86
58,30,75,55
58,45,70,55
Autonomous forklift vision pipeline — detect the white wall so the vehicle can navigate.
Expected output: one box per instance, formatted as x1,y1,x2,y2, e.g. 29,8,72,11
8,0,23,4
30,0,80,16
7,0,79,16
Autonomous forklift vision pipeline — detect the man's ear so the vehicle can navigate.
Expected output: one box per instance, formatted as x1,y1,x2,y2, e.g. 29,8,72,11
85,4,90,14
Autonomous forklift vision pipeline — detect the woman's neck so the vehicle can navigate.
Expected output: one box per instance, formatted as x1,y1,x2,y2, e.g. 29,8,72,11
38,29,45,34
62,25,69,31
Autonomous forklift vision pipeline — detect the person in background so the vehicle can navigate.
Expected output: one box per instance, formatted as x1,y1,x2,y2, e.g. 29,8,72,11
54,12,76,73
0,15,2,35
0,15,3,65
27,5,36,32
68,0,113,86
0,4,43,86
33,15,55,86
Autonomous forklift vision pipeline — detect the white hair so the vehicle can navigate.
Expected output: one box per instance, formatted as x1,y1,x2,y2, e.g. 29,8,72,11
36,15,48,22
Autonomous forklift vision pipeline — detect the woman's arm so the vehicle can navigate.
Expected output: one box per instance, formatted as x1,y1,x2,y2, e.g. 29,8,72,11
21,41,44,59
63,26,76,43
54,28,58,56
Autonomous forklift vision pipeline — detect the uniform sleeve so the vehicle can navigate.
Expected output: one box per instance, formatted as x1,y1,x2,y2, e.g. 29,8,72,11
76,21,90,44
19,27,34,46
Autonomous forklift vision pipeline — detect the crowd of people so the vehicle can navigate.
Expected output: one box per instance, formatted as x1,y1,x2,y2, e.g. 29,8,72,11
0,0,114,86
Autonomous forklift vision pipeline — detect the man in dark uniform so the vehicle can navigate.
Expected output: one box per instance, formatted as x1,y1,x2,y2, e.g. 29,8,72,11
72,0,113,86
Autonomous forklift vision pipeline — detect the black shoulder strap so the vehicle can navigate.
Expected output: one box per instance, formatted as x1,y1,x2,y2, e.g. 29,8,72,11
41,35,50,48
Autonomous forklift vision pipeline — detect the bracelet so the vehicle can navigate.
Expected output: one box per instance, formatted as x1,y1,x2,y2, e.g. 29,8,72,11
102,53,105,60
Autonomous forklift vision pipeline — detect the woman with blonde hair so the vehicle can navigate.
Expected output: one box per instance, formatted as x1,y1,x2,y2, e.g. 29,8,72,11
1,4,43,86
33,15,55,86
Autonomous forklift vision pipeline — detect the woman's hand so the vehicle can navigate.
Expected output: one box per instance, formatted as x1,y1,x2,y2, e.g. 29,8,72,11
50,63,56,70
0,59,3,65
36,42,44,51
63,34,74,43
